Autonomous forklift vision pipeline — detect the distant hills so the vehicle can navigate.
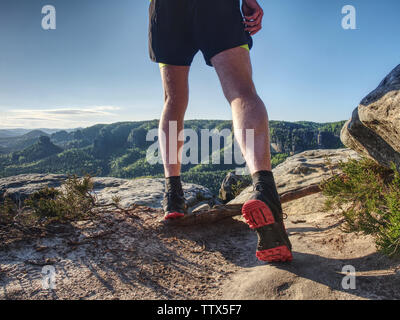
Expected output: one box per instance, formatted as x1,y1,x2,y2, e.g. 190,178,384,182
0,130,50,154
10,136,63,164
0,129,29,138
0,120,345,193
0,128,80,139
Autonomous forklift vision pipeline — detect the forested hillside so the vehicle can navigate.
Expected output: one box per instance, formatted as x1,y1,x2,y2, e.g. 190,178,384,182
0,120,345,193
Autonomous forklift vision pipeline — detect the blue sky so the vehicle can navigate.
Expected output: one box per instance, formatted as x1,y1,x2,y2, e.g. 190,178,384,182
0,0,399,129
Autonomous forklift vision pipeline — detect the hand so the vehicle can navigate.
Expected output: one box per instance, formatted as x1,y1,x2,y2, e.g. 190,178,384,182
242,0,264,36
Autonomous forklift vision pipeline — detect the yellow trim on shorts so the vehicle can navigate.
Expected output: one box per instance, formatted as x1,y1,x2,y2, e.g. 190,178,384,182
240,44,250,52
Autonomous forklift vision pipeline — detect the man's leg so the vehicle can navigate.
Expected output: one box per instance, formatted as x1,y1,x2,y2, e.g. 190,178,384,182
211,46,293,262
159,65,190,177
211,47,270,174
159,65,190,219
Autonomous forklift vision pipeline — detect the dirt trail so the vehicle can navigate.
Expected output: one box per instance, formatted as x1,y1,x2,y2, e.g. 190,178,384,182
1,193,399,300
223,194,400,300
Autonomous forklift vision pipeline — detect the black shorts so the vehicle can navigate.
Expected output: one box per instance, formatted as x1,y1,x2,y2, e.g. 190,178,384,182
148,0,253,67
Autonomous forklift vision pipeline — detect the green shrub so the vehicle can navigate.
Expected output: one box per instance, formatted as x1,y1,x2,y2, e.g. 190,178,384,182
25,174,96,222
230,176,252,198
271,153,290,168
0,197,17,225
181,170,230,195
25,187,62,219
321,157,400,257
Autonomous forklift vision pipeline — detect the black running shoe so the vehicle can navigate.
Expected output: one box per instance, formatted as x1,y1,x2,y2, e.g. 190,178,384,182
242,174,292,262
162,176,187,220
162,191,187,220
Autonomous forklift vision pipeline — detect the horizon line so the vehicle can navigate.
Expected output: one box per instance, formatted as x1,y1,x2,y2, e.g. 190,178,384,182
0,118,347,131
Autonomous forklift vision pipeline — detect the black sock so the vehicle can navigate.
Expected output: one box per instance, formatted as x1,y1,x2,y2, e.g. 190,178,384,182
252,170,282,209
251,170,276,187
165,176,183,195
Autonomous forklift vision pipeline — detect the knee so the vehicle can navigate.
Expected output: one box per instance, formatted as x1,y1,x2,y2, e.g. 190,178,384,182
227,89,260,107
163,93,188,112
223,82,258,105
162,99,188,124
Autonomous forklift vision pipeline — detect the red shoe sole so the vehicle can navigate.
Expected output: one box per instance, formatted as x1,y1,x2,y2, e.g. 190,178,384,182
164,212,185,220
256,246,293,262
242,199,293,263
242,199,275,229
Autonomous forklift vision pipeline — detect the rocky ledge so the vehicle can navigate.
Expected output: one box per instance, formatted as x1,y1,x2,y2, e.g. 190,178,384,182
0,175,216,210
229,148,359,205
1,147,399,300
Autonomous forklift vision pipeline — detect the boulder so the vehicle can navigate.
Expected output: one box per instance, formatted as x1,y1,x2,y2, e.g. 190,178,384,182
341,65,400,170
219,171,251,203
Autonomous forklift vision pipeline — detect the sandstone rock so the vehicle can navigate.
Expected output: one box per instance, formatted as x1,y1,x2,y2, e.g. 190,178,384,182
0,174,215,209
190,202,211,213
341,110,400,169
229,148,359,205
359,65,400,152
341,65,400,170
0,173,69,203
92,177,215,209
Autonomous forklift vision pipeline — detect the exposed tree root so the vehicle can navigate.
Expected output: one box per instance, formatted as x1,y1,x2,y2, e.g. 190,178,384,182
165,183,324,226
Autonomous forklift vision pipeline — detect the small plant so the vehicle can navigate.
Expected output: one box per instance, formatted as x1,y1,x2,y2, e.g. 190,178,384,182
25,187,62,219
231,177,252,198
321,157,400,257
25,174,96,222
376,167,400,256
111,195,122,206
0,197,18,225
1,174,131,247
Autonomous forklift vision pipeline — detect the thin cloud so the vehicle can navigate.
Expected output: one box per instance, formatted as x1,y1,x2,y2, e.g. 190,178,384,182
12,106,120,116
0,106,122,129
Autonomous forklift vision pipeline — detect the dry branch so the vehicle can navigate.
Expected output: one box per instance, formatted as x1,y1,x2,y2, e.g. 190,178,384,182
165,183,324,226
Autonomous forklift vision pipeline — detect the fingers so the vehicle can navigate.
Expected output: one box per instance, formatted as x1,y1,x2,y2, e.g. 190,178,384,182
243,8,263,35
244,8,262,22
245,23,261,36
